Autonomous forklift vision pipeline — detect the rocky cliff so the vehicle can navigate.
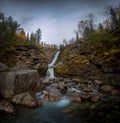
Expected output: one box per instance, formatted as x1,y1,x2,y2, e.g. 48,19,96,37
13,45,48,76
0,45,56,113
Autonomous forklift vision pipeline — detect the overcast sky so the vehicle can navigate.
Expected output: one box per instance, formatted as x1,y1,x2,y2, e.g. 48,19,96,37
0,0,120,45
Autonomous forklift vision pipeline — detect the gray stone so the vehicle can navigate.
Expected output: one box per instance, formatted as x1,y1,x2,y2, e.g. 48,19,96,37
0,100,15,114
45,85,62,101
111,90,120,96
0,70,41,99
90,95,101,102
83,86,93,92
94,80,102,85
100,85,113,93
70,93,82,103
10,61,29,71
12,92,37,107
72,78,80,84
0,63,9,72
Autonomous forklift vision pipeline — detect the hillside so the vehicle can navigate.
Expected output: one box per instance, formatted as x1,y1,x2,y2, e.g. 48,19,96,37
56,34,120,84
55,31,120,88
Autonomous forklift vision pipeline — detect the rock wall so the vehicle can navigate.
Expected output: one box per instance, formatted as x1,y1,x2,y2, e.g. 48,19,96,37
14,45,48,76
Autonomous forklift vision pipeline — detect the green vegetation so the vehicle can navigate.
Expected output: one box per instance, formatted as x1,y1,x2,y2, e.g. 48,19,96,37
0,12,44,66
56,5,120,77
0,12,19,65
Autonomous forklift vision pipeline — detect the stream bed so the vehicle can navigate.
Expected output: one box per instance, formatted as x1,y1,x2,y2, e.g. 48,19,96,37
0,100,89,123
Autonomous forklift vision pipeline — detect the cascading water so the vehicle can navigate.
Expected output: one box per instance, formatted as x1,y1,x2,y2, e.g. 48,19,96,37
46,51,60,79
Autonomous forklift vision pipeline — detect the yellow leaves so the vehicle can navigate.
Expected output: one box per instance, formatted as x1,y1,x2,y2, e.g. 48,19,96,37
55,64,68,75
81,59,89,64
104,52,109,56
16,28,26,41
109,49,120,55
60,49,69,61
105,49,120,62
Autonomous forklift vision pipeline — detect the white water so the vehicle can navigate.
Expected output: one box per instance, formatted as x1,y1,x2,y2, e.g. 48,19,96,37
54,99,70,107
46,51,60,78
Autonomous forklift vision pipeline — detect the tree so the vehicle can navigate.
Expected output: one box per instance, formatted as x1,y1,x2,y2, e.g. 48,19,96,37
105,5,120,30
103,19,111,30
16,28,26,41
63,39,67,46
0,12,20,48
73,30,79,41
36,28,41,43
88,14,95,32
78,14,95,38
0,12,4,21
30,32,36,42
83,26,91,37
78,20,88,37
98,23,104,31
0,12,20,65
26,33,29,41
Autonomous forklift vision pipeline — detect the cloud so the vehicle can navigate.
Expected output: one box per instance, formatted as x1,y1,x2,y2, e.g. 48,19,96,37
0,0,120,45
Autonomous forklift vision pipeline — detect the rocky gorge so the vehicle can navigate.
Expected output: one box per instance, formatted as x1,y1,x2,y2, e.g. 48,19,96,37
0,44,120,123
0,45,57,114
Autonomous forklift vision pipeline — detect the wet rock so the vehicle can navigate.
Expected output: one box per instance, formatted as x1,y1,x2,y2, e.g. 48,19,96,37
72,78,80,84
57,77,64,81
59,86,68,94
57,82,65,90
80,93,91,100
37,100,43,106
57,81,67,94
67,87,90,101
70,93,82,103
46,86,62,101
90,95,101,102
111,90,120,96
12,92,37,107
83,86,93,92
0,63,9,72
64,78,72,83
35,92,44,106
100,85,113,93
94,79,102,85
67,87,84,94
41,78,50,85
0,100,15,114
80,83,87,89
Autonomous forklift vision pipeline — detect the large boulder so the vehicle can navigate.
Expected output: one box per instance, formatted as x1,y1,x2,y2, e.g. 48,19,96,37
70,93,82,103
100,85,113,93
90,95,101,102
0,100,15,114
0,70,41,99
12,92,37,107
45,85,62,101
0,63,9,72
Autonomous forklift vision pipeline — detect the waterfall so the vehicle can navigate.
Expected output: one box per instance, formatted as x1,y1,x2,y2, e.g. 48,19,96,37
46,51,60,79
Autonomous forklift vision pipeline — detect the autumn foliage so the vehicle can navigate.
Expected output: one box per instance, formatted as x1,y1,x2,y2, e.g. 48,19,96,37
55,5,120,77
